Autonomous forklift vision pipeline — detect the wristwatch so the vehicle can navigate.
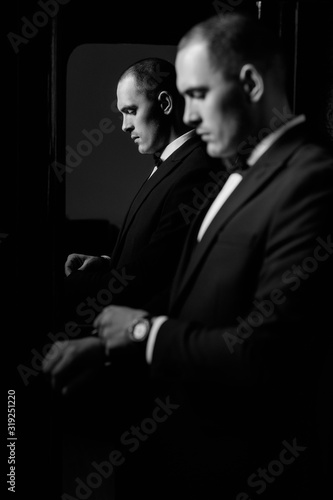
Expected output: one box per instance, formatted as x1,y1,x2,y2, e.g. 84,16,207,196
127,315,152,342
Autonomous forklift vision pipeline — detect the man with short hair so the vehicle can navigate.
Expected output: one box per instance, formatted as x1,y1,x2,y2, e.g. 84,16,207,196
64,57,224,318
45,15,333,499
54,56,224,500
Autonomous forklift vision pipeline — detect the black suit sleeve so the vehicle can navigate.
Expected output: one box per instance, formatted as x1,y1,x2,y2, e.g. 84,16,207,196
64,148,225,320
110,154,222,311
150,147,333,387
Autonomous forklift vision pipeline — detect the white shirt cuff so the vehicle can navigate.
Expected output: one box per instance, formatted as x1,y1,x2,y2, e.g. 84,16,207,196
146,316,168,364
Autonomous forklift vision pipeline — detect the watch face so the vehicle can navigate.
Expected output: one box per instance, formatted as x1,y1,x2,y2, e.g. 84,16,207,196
133,319,149,341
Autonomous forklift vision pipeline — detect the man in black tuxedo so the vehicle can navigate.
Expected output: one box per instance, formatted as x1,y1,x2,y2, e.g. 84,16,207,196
53,56,224,499
64,57,224,321
44,14,333,499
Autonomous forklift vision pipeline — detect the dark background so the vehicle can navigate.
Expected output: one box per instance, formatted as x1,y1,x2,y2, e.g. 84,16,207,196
65,43,177,227
2,1,332,499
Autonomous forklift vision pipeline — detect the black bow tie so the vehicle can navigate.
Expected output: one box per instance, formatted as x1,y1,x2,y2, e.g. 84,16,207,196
224,154,249,174
153,154,163,168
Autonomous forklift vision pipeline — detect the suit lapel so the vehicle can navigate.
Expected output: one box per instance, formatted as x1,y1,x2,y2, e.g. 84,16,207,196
118,174,151,233
115,135,202,250
169,195,215,304
170,125,307,309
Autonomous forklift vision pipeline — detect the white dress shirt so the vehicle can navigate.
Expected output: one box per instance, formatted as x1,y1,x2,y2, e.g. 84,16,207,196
148,129,197,178
146,115,306,363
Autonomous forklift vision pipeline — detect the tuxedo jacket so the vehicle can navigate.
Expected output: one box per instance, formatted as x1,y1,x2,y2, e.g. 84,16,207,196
136,123,333,499
64,135,225,318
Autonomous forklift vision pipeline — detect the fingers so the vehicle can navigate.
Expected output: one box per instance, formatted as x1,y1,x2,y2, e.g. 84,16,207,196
64,253,83,276
43,341,78,391
78,258,92,271
42,338,105,394
93,305,114,329
93,305,148,332
64,260,74,276
42,341,69,373
78,256,105,272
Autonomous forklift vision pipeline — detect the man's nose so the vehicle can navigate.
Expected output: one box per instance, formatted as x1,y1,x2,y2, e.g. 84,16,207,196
183,101,201,128
122,117,134,133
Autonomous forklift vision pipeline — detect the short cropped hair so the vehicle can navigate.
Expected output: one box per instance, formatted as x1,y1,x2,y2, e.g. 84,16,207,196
118,57,179,101
178,13,286,81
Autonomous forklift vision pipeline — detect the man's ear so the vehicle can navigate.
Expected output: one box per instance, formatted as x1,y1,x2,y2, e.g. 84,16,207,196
239,64,264,103
158,91,173,115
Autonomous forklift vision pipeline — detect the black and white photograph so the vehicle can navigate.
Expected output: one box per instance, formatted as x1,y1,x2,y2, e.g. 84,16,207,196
2,1,333,499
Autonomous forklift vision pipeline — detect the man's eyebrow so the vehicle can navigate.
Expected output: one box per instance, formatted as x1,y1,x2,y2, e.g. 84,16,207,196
183,86,208,95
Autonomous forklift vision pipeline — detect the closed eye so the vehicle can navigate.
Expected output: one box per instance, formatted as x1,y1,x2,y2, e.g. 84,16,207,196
186,89,207,99
120,106,137,115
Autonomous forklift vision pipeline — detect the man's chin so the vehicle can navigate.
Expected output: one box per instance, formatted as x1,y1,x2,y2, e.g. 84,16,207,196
206,142,223,159
138,145,150,154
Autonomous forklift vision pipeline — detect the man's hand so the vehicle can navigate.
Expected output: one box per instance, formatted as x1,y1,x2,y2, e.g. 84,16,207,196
94,305,148,352
65,253,110,276
42,306,149,394
42,337,105,395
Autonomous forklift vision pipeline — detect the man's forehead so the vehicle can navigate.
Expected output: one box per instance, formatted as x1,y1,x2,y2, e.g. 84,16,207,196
176,41,213,73
117,75,143,106
117,74,139,95
176,40,209,64
176,41,215,89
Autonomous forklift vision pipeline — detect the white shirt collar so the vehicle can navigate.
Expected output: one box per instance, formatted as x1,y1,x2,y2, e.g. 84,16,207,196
159,129,196,162
247,114,306,167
